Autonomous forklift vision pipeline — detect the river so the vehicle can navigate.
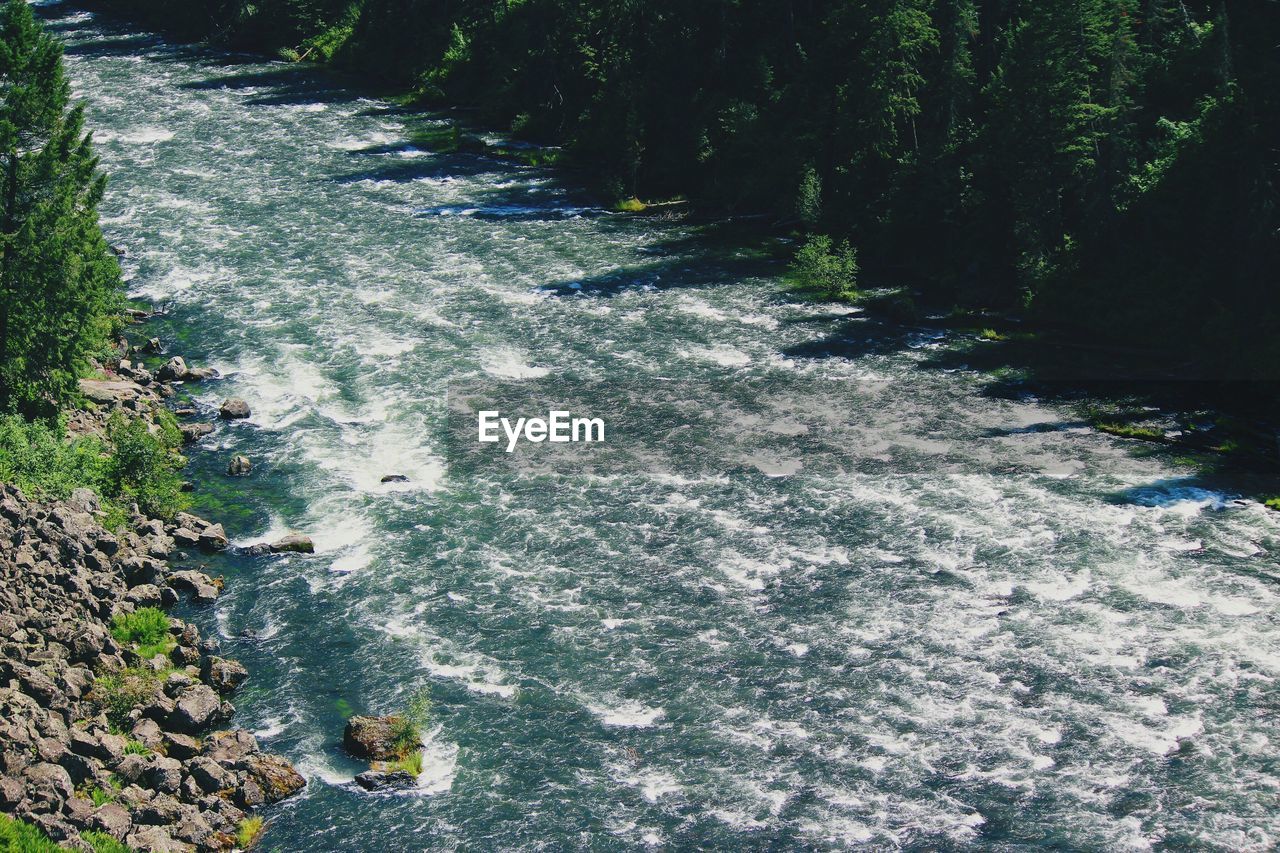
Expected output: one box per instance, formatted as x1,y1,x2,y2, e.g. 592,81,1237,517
46,3,1280,850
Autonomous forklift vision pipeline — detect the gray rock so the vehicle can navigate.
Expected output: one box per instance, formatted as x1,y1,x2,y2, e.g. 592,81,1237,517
25,761,74,801
170,527,200,548
177,422,214,444
170,684,224,733
380,474,409,483
201,656,248,694
92,802,132,839
269,533,314,554
226,454,252,476
161,731,200,760
187,757,234,794
343,715,401,761
148,755,184,794
156,357,189,382
168,570,220,603
218,398,251,420
197,524,228,553
354,769,418,791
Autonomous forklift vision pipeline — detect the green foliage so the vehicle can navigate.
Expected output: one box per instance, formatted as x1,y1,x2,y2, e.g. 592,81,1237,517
111,606,171,655
0,813,59,852
1263,497,1280,513
103,412,189,520
81,830,132,853
86,784,116,806
57,1,1280,383
0,0,123,419
387,688,431,766
1095,422,1166,442
790,235,859,301
795,165,822,228
122,738,150,755
390,750,423,776
236,816,264,849
89,666,168,731
0,414,107,500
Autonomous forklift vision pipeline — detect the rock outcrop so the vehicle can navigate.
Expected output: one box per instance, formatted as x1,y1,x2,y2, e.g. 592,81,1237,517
0,485,305,850
342,716,401,761
3,345,303,849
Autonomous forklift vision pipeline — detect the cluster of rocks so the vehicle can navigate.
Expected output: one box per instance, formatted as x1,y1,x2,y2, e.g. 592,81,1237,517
1,334,309,848
342,717,418,792
0,485,304,850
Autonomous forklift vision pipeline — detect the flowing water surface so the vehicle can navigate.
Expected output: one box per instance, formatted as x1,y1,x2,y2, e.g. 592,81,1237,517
46,3,1280,850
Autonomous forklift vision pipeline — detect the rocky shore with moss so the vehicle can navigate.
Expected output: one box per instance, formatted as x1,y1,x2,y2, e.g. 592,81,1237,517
0,344,306,852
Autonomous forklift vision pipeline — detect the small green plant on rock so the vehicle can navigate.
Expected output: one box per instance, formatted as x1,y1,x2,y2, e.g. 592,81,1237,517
82,829,132,853
90,666,169,730
236,816,264,849
111,607,174,660
122,738,150,756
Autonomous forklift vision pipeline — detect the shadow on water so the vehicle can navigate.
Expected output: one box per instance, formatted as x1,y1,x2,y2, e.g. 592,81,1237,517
177,66,362,108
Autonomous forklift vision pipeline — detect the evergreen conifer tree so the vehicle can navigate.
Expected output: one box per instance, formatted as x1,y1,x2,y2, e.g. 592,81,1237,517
0,0,121,419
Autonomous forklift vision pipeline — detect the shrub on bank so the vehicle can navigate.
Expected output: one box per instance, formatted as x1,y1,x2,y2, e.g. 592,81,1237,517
0,410,190,527
111,607,174,660
790,234,859,301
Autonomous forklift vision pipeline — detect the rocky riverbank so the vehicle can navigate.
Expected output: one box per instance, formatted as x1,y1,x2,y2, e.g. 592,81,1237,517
0,337,306,850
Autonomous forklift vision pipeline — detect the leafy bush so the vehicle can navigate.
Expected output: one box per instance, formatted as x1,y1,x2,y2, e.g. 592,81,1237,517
790,234,859,301
89,666,168,730
111,607,173,659
236,816,264,849
0,411,189,525
0,415,108,501
388,689,431,759
104,412,189,520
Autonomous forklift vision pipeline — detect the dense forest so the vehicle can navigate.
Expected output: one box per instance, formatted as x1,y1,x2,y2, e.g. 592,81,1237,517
84,1,1280,381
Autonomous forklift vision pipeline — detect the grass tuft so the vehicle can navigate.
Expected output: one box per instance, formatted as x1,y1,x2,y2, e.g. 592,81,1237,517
111,607,174,660
236,816,264,849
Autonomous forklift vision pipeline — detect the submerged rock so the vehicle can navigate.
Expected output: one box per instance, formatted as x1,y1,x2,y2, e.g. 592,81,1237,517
380,474,409,483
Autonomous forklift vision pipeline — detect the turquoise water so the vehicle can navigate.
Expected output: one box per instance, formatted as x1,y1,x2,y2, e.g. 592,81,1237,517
49,3,1280,850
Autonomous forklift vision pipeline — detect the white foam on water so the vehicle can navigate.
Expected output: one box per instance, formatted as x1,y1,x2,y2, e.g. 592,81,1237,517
680,344,751,367
480,347,550,379
587,700,666,728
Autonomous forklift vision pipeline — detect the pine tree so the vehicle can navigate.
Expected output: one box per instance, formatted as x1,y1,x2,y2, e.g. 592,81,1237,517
0,0,121,419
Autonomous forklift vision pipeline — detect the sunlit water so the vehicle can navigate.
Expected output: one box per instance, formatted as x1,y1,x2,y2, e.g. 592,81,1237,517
45,3,1280,850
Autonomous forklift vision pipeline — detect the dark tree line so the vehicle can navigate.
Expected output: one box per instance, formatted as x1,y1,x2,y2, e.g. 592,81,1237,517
0,0,120,418
97,0,1279,377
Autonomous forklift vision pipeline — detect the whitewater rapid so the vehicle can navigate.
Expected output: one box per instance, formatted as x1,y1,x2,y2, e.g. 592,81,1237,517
48,3,1280,850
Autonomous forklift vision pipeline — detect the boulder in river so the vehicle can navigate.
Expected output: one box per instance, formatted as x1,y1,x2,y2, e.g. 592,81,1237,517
342,716,401,761
269,534,314,554
354,770,417,792
380,474,409,483
226,455,252,476
177,422,213,444
218,399,251,420
156,356,188,382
